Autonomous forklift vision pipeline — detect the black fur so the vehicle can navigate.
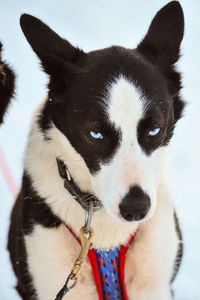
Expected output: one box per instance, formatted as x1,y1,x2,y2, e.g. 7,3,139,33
19,1,184,169
137,1,184,101
171,212,184,283
0,42,15,124
8,172,61,299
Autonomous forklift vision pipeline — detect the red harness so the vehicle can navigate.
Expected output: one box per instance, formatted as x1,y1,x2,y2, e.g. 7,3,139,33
65,223,138,300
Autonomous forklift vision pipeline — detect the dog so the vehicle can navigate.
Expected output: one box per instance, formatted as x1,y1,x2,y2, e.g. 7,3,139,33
8,1,185,299
0,42,15,124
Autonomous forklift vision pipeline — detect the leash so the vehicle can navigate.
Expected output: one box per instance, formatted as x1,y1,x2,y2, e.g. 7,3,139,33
55,158,138,300
55,159,99,300
55,202,94,300
57,220,138,300
0,145,19,197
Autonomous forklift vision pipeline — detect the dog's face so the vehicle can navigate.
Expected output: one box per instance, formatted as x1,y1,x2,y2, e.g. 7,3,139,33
20,1,184,223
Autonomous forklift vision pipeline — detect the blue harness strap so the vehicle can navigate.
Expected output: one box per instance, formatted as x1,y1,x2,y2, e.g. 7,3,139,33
64,222,138,300
96,247,123,300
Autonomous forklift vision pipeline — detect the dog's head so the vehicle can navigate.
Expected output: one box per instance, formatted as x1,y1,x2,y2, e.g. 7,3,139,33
20,1,184,223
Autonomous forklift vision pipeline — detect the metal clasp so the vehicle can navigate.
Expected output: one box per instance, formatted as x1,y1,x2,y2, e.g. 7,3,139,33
85,201,93,234
54,203,94,300
70,226,94,279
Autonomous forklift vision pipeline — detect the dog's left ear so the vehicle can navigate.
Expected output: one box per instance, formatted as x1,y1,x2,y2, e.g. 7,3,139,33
137,1,185,121
20,14,86,93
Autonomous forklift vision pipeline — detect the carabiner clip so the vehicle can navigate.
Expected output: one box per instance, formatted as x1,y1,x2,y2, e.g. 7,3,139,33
85,201,93,234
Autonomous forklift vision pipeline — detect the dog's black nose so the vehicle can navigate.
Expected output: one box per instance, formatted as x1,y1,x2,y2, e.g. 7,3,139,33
119,185,150,222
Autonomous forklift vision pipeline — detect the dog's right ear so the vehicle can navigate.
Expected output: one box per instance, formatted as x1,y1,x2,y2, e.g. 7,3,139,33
137,1,185,122
137,1,184,70
20,14,85,91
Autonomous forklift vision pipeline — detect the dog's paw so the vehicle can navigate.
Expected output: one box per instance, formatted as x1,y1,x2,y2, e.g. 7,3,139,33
0,42,15,124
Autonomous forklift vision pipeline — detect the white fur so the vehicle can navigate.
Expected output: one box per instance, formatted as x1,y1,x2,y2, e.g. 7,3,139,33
23,76,179,299
125,177,178,300
25,225,99,300
92,76,164,221
25,102,138,249
25,173,178,300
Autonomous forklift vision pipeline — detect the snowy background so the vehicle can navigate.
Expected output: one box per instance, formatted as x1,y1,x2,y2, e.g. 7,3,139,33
0,0,200,299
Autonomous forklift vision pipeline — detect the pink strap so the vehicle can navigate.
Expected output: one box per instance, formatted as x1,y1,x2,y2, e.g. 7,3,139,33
0,146,18,196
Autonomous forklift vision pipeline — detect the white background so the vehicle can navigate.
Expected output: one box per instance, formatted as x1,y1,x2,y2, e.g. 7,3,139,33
0,1,200,299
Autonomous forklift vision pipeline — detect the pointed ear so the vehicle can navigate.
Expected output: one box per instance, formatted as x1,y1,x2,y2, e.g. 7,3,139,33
20,14,85,89
137,1,184,70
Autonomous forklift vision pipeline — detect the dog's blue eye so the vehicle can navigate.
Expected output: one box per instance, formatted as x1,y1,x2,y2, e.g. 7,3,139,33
148,128,161,137
89,131,104,140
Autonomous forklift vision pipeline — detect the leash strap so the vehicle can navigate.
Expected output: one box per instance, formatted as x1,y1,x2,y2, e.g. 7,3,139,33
55,225,94,300
0,145,18,196
56,158,102,211
54,201,95,300
55,157,138,299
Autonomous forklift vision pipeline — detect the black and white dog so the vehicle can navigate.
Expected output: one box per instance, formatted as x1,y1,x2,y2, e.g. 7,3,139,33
0,42,15,124
8,2,185,299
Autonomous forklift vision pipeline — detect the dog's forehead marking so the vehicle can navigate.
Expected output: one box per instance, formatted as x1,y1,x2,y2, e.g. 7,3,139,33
106,75,146,139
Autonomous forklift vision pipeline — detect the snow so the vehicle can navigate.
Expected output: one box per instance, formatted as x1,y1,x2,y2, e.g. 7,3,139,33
0,1,200,299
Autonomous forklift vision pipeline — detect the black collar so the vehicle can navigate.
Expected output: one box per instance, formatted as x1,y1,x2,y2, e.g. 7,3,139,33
56,158,102,212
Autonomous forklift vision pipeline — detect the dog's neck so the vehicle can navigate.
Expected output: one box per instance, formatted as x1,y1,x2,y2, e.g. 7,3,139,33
56,157,102,212
24,110,138,248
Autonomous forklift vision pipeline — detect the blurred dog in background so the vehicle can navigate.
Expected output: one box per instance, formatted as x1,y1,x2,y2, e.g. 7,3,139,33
0,42,15,124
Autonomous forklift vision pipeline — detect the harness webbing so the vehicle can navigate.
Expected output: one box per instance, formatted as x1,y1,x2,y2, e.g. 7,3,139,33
64,223,137,300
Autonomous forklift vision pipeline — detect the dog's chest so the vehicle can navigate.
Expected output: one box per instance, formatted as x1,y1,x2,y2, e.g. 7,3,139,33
25,224,136,300
24,193,178,300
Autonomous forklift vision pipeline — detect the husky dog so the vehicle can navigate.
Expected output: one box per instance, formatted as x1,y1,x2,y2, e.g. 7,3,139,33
8,2,185,300
0,42,15,124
